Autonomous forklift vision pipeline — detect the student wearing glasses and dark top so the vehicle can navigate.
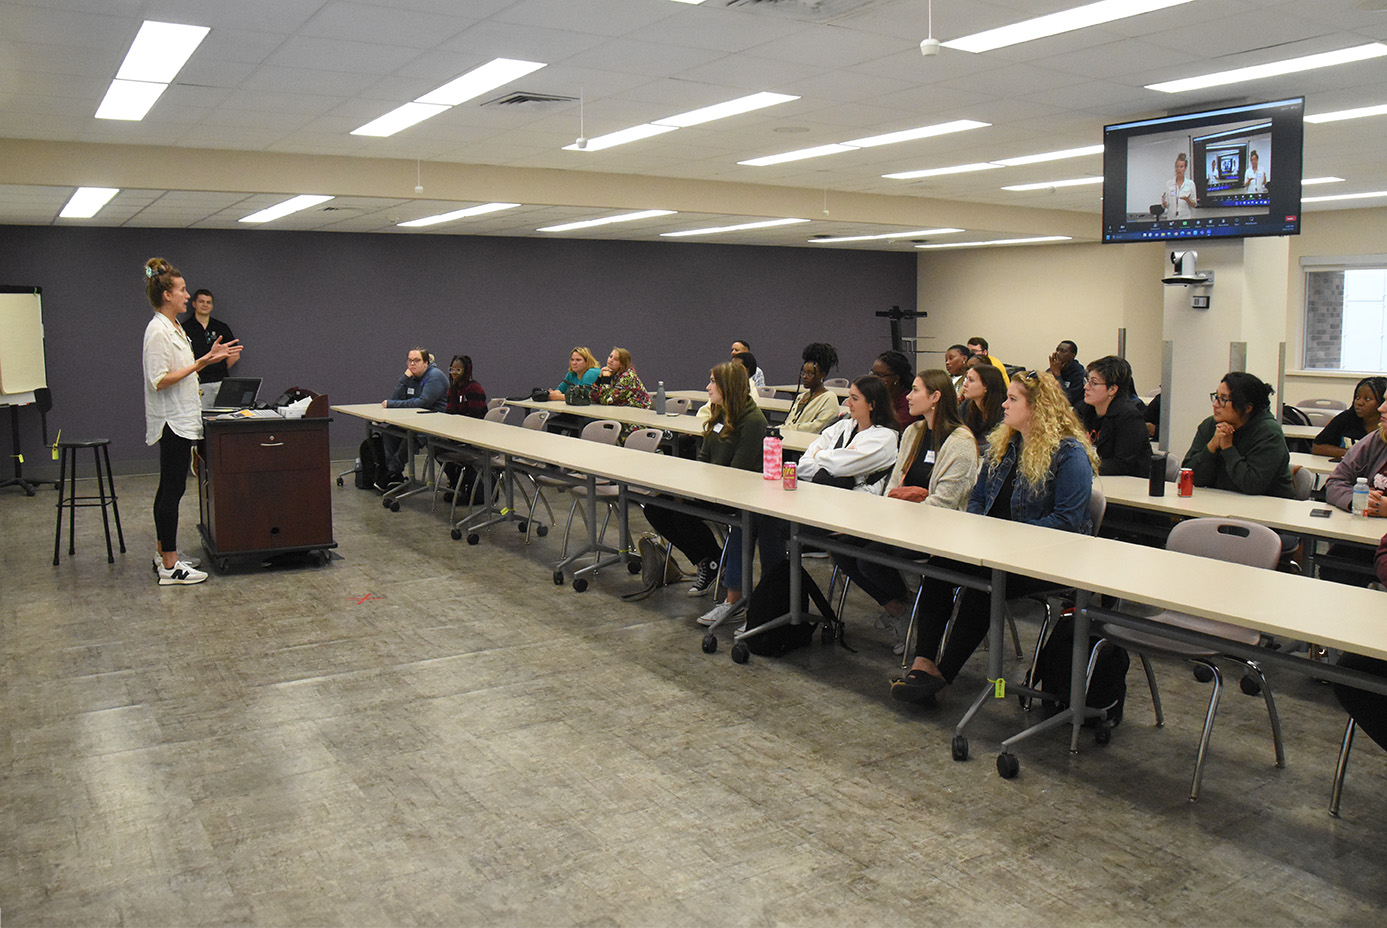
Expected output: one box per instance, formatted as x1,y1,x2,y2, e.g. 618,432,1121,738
1182,372,1294,497
1312,376,1387,460
892,370,1099,703
378,347,448,490
871,349,916,428
1079,355,1151,477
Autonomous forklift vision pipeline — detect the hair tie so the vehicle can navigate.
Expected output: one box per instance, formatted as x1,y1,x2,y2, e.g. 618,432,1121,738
145,266,155,278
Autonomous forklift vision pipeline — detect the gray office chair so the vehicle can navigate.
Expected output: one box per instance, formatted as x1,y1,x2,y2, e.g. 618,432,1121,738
466,410,556,543
756,385,777,399
1094,517,1285,802
666,396,691,416
825,378,849,388
1299,397,1347,411
561,424,657,560
431,405,513,513
1290,464,1315,502
1330,717,1359,817
1300,408,1336,428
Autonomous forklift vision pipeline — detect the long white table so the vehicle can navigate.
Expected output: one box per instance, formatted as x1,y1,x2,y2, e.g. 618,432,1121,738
667,389,795,414
506,397,822,452
1284,424,1319,441
1289,451,1338,477
769,382,850,398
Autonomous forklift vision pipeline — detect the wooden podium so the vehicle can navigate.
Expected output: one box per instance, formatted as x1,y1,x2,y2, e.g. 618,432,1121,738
197,395,336,569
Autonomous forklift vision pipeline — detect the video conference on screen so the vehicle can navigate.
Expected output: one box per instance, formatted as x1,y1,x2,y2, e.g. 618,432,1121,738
1123,119,1272,221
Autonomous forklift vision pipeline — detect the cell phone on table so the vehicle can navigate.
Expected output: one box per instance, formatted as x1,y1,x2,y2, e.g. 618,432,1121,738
1310,508,1332,518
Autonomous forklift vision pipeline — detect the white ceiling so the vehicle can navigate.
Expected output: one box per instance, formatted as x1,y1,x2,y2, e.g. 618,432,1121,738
2,0,1386,248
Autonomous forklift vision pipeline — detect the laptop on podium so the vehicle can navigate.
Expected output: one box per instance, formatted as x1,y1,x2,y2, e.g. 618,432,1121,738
206,377,262,414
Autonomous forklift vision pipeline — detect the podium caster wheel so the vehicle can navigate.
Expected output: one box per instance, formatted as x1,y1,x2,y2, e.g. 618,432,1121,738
997,753,1020,779
1193,664,1214,684
1095,727,1111,746
702,635,717,654
451,528,462,541
553,571,565,586
731,643,750,664
572,578,588,593
536,525,549,537
951,735,969,762
627,558,643,575
1239,675,1262,696
466,533,480,546
336,476,344,487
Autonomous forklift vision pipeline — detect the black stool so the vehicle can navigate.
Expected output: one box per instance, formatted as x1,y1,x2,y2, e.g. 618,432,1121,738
53,439,126,566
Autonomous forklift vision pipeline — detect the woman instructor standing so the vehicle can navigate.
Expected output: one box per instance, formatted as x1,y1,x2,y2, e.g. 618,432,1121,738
143,257,240,585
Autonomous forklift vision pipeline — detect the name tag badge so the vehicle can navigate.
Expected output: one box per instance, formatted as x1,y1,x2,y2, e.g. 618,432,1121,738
713,422,725,434
407,388,416,396
924,450,936,464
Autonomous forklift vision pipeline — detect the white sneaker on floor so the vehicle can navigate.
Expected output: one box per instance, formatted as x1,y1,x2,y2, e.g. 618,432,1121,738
697,599,746,627
152,555,200,571
876,610,908,655
158,560,208,585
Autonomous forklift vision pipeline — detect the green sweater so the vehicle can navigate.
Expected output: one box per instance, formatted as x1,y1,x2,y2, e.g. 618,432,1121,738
698,404,768,471
1182,408,1294,498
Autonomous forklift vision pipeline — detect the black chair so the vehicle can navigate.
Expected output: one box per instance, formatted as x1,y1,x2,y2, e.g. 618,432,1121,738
53,438,126,565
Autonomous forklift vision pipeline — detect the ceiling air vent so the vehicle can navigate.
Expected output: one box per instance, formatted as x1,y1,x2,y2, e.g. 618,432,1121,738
481,92,579,111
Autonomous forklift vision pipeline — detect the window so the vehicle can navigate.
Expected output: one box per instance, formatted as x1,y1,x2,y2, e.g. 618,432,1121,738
1303,261,1387,371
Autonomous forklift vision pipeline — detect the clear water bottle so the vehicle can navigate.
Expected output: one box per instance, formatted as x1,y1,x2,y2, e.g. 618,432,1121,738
654,380,666,415
763,426,782,480
1352,477,1370,516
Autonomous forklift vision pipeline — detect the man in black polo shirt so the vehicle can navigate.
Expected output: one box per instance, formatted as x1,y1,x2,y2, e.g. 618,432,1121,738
182,289,241,407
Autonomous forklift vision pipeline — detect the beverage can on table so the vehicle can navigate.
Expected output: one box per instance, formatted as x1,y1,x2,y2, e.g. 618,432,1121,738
782,461,797,490
1177,467,1194,497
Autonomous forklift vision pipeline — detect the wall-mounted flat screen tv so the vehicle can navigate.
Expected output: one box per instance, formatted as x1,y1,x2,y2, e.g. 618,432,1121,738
1102,97,1303,244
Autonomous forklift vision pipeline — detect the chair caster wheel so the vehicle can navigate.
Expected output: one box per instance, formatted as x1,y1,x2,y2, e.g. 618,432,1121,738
1192,664,1214,684
821,624,835,645
627,558,643,575
731,643,750,664
553,571,565,586
382,498,392,509
336,476,344,487
951,735,969,762
1239,675,1262,696
466,533,480,545
702,635,717,654
1094,727,1111,745
451,528,462,540
536,525,549,537
390,501,401,512
996,753,1020,779
572,578,588,593
517,520,528,532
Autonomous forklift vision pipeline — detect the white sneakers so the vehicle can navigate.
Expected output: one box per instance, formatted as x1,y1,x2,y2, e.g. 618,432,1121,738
153,554,200,571
158,560,208,585
697,598,746,628
876,610,908,655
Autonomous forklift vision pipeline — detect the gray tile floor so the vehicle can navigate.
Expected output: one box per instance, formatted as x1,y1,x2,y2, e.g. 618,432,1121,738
4,468,1386,927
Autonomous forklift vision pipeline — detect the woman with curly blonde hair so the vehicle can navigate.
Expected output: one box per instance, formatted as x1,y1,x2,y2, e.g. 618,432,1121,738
892,370,1098,704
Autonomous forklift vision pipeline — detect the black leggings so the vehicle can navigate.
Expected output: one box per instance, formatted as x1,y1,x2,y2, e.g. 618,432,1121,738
1333,653,1387,752
911,560,1052,682
831,542,913,607
153,425,194,552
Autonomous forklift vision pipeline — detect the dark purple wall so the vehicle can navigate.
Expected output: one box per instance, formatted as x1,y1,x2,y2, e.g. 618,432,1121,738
0,225,915,474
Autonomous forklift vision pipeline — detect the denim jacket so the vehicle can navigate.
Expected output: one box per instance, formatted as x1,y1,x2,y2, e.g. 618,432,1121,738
967,434,1093,533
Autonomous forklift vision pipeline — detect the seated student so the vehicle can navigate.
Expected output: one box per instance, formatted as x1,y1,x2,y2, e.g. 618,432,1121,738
590,346,651,442
731,339,766,388
377,346,448,489
872,349,916,428
1079,355,1150,477
441,354,487,500
1182,372,1294,497
832,370,978,652
892,371,1099,703
1048,339,1086,408
784,342,842,434
944,343,971,396
1325,390,1387,516
641,362,781,626
960,360,1006,454
732,350,764,394
795,375,899,494
967,336,1010,385
547,346,601,401
1332,533,1387,753
1312,377,1387,460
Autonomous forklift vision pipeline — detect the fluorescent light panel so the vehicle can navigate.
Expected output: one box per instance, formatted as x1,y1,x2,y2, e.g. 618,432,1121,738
917,236,1072,249
95,79,167,121
1302,177,1345,185
1306,103,1387,124
351,102,450,137
810,228,964,243
885,145,1103,180
1303,190,1387,203
1002,176,1103,191
398,203,522,228
353,58,546,137
59,187,119,219
884,162,1002,180
655,92,798,129
739,144,859,167
1146,42,1387,93
741,119,989,166
563,123,678,152
239,195,333,224
537,210,676,233
116,21,209,83
661,218,808,238
996,144,1104,166
945,0,1194,54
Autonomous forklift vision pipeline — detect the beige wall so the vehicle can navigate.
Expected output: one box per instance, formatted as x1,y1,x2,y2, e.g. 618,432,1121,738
914,240,1165,392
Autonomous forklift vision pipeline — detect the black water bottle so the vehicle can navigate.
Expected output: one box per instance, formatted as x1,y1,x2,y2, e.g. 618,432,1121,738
1148,451,1167,497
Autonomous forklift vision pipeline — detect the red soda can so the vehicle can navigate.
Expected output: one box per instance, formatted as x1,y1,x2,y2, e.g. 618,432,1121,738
782,460,797,490
1177,467,1194,497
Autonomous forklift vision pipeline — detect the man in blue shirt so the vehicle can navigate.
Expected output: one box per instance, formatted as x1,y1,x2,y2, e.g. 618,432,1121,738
377,347,448,489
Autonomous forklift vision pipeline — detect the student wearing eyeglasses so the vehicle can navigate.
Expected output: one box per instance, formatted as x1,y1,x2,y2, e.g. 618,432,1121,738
1079,355,1150,477
1181,372,1294,497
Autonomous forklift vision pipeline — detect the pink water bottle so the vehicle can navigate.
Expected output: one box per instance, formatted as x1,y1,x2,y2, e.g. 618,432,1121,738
763,427,782,480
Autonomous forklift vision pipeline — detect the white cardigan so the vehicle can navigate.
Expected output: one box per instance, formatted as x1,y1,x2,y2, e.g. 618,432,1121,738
795,418,899,494
884,422,979,511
